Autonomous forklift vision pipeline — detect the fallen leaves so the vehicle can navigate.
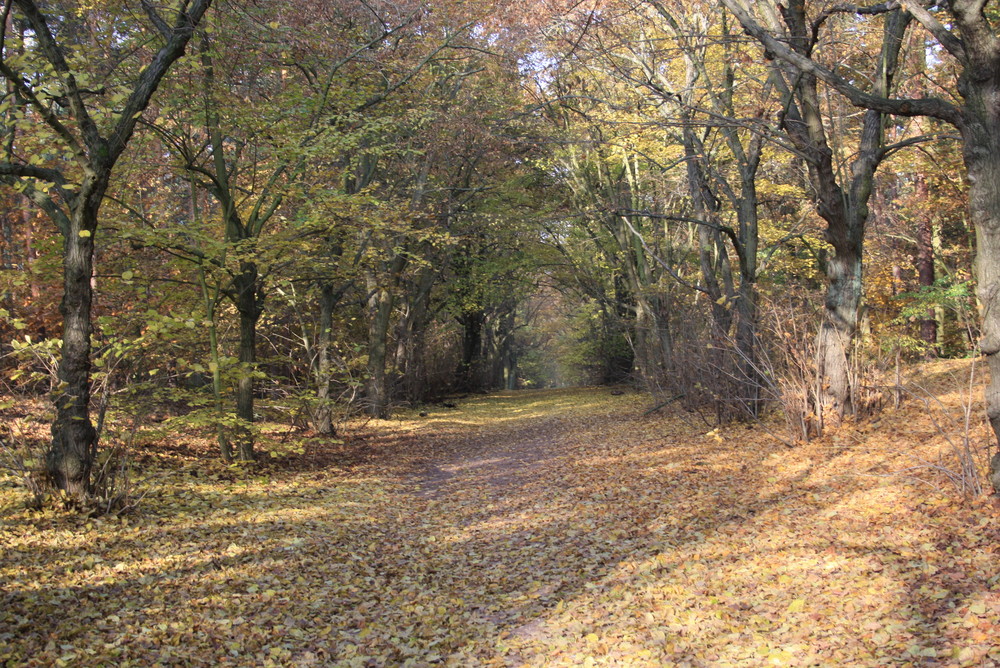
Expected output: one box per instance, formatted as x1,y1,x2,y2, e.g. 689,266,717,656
2,372,1000,665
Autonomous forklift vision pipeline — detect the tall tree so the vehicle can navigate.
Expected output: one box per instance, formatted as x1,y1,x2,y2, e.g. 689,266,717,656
719,0,911,426
720,0,1000,464
0,0,211,497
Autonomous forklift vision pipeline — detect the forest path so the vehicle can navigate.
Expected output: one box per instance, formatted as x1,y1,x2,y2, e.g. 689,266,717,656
6,363,1000,667
408,409,579,500
367,387,655,501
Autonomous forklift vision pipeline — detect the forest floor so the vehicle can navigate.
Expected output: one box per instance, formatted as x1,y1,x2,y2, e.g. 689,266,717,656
4,359,1000,666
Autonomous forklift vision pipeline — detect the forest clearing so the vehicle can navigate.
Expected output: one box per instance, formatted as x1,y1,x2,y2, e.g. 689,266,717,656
4,359,1000,667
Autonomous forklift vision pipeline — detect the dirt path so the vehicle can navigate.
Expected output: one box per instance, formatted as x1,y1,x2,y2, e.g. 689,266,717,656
411,419,568,499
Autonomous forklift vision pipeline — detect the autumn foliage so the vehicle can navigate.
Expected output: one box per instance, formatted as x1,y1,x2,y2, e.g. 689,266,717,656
2,362,998,665
4,1,1000,664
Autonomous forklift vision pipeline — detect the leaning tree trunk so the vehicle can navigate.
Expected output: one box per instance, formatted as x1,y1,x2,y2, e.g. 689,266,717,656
48,181,106,498
734,157,764,418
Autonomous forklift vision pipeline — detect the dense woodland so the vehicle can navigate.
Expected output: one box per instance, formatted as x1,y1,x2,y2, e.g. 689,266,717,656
0,0,995,499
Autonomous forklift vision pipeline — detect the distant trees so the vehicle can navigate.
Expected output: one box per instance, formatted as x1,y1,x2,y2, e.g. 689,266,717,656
530,0,782,416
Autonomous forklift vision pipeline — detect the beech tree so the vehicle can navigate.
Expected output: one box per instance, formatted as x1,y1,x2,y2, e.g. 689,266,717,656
720,0,1000,463
714,0,912,427
0,0,212,497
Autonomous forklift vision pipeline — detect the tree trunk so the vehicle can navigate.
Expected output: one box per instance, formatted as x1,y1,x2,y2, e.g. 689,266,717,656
915,175,937,352
399,268,435,403
233,263,260,462
48,184,104,498
312,283,336,434
734,146,763,417
366,285,395,419
198,268,231,461
816,247,863,418
458,310,484,392
962,100,1000,447
774,3,909,424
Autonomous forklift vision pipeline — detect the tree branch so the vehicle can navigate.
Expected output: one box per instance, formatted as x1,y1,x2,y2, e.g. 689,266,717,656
878,132,960,160
0,59,89,166
898,0,967,62
719,0,964,126
811,2,900,39
140,0,172,38
108,0,213,162
0,161,66,187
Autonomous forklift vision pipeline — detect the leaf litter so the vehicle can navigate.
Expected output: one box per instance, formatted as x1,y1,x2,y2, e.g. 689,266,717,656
3,361,1000,666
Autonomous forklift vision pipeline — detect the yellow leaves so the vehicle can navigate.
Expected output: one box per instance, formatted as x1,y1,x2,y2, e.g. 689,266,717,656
786,598,805,614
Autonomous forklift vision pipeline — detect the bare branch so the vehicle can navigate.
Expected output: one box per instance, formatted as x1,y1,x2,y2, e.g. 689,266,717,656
878,132,960,160
616,210,712,296
720,0,964,126
811,2,900,38
0,161,66,188
898,0,967,62
0,0,13,57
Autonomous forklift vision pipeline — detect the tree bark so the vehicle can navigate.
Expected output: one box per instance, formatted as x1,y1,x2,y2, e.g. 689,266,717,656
233,263,260,461
48,181,105,498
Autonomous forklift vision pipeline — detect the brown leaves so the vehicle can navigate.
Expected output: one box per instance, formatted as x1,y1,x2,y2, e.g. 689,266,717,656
1,376,999,665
